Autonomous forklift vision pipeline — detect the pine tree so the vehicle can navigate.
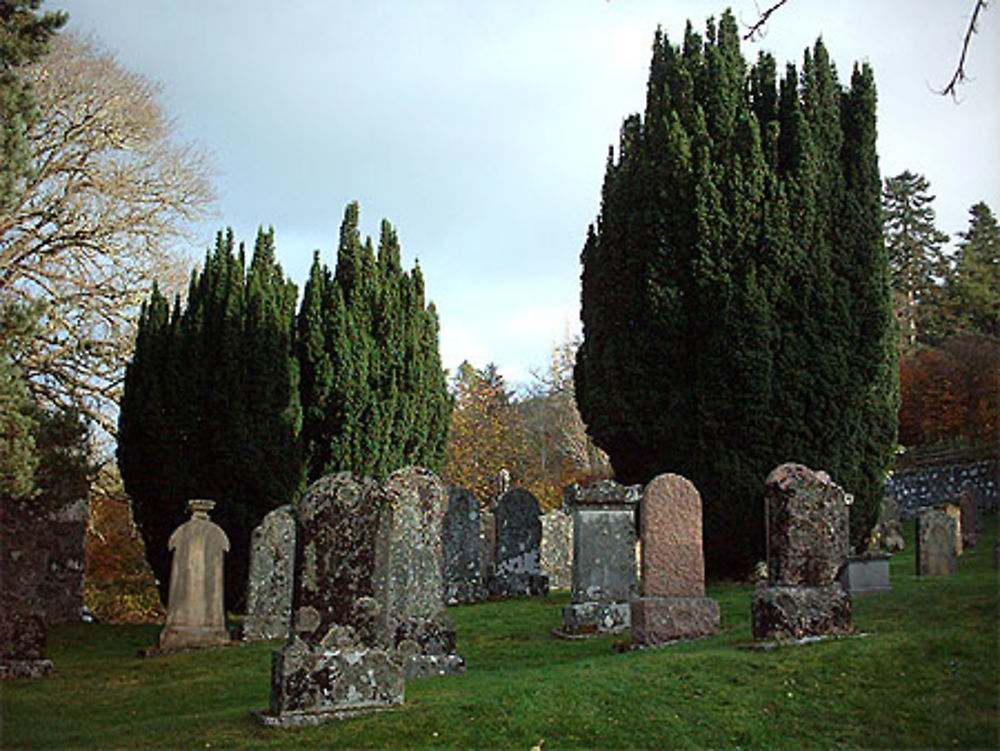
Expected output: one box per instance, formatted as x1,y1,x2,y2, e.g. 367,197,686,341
297,202,451,482
883,170,950,349
576,12,896,575
119,229,302,610
947,201,999,339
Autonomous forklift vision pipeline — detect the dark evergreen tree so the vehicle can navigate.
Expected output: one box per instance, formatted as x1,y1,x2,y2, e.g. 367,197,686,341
118,228,301,610
882,170,950,349
947,201,999,339
576,12,896,575
296,202,451,482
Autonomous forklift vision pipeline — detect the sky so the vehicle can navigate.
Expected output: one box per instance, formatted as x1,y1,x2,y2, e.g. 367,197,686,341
56,0,1000,386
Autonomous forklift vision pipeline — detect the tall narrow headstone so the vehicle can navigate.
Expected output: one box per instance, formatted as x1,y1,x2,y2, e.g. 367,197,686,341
915,507,958,576
488,488,549,597
159,500,230,650
540,509,573,591
630,474,719,644
378,467,463,679
244,505,295,641
265,473,403,726
940,503,963,556
442,487,485,604
958,483,981,549
560,481,639,636
751,464,852,641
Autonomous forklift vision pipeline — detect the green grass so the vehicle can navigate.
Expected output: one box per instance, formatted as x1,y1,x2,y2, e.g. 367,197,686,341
3,517,997,749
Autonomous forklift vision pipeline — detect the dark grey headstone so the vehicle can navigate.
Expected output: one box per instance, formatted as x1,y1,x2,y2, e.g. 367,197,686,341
442,488,485,604
489,488,548,597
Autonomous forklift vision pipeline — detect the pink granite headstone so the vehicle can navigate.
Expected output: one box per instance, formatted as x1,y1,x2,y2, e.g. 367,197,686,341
630,474,719,644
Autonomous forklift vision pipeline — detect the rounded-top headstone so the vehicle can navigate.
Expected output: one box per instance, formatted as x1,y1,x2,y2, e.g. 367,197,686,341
639,473,705,598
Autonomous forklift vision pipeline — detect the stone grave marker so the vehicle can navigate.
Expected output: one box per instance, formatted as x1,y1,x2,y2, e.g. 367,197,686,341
244,505,295,642
265,473,403,726
871,495,904,552
940,502,963,556
480,508,497,583
159,500,231,650
915,507,958,576
958,485,979,549
442,487,485,604
488,488,549,597
378,467,463,679
541,508,573,591
751,464,852,641
560,480,639,636
630,474,719,644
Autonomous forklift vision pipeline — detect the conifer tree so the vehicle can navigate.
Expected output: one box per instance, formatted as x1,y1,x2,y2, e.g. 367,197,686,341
576,12,896,575
296,202,451,482
883,170,950,349
119,228,301,610
947,201,999,339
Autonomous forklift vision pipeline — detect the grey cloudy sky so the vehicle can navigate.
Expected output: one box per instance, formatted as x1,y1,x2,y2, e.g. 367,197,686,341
57,0,1000,384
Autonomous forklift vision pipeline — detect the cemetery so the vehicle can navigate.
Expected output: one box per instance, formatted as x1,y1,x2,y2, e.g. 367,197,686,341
3,2,998,749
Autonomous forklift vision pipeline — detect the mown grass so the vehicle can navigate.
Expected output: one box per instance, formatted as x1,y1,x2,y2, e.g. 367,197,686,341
2,516,997,749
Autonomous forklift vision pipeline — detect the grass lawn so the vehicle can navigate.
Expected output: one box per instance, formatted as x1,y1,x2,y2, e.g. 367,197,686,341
2,517,997,749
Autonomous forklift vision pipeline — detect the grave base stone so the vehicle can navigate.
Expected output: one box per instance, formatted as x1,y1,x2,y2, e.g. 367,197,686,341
0,608,53,680
839,554,891,597
630,596,720,643
561,601,631,635
262,638,404,726
751,584,852,640
390,615,465,679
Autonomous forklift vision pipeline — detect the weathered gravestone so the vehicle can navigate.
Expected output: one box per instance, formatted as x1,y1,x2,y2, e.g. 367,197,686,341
480,509,497,583
244,505,295,642
941,502,963,556
871,495,905,553
958,485,980,550
379,467,463,679
265,473,403,726
541,508,573,591
915,507,958,577
442,487,486,604
630,474,719,644
751,464,852,641
560,480,639,636
488,488,549,597
159,499,231,650
1,497,88,679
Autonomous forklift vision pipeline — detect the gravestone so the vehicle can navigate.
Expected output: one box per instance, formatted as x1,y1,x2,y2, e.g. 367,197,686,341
839,554,892,596
442,487,486,604
915,507,958,576
630,474,719,644
265,473,403,726
871,495,905,553
480,509,496,583
540,509,573,591
488,488,549,597
958,487,979,550
244,505,295,642
159,500,231,650
751,464,852,641
940,503,963,556
378,467,463,679
560,481,639,636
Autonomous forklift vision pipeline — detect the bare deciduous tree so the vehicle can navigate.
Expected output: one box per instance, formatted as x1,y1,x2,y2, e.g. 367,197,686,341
0,33,214,441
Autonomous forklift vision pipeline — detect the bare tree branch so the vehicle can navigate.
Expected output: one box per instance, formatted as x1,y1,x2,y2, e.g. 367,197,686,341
742,0,791,41
939,0,989,98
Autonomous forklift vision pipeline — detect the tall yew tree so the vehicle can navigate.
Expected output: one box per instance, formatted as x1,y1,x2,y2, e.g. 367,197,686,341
297,202,451,482
575,11,897,575
118,228,301,610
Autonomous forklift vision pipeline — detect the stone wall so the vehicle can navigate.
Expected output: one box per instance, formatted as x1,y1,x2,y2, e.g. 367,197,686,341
886,460,999,520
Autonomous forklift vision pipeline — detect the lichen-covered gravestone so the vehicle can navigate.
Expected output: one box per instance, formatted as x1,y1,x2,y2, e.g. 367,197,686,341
560,480,638,636
488,488,549,597
265,473,403,726
915,507,958,576
442,487,486,604
751,464,852,641
378,467,463,679
159,499,231,650
630,474,719,644
541,508,573,591
244,505,295,641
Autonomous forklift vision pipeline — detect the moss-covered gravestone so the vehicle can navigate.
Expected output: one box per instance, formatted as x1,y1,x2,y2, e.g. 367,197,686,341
243,505,295,642
751,464,852,641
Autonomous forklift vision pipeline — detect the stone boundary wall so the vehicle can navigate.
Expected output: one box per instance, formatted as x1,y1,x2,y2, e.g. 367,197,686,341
886,460,999,520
